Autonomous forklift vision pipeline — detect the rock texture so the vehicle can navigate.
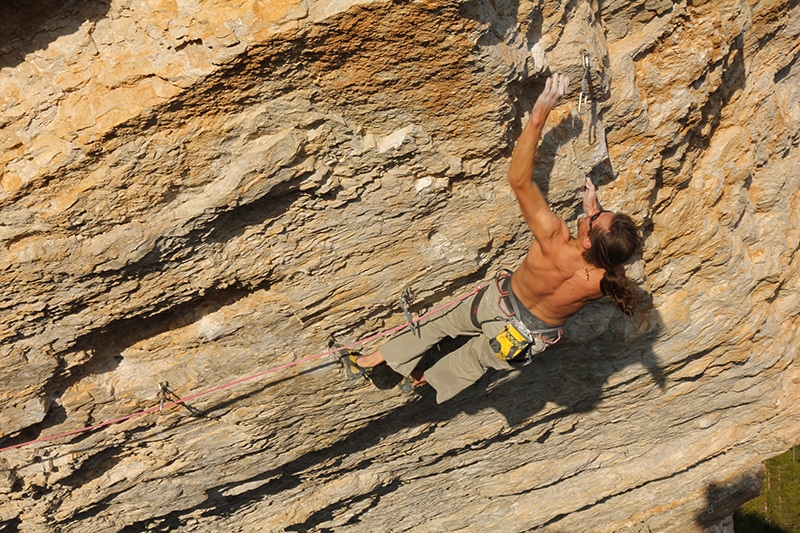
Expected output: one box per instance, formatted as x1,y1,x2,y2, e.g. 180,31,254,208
1,0,798,531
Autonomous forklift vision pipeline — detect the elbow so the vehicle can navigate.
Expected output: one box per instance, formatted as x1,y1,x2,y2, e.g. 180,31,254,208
507,173,518,190
507,170,528,192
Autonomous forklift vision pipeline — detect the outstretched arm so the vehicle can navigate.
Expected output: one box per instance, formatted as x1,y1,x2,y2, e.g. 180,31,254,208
507,74,570,251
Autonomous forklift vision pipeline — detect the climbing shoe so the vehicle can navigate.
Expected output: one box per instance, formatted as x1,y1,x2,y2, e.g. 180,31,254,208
398,376,415,394
329,338,404,390
340,352,371,380
329,338,368,380
368,363,404,390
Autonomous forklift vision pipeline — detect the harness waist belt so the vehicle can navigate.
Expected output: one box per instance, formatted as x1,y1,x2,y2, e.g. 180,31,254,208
470,271,564,345
506,283,561,334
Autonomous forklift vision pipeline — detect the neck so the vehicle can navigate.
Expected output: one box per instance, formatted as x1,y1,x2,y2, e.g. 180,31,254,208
574,239,589,261
573,240,592,280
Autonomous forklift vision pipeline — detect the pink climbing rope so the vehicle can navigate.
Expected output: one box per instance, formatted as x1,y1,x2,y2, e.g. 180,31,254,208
0,284,486,454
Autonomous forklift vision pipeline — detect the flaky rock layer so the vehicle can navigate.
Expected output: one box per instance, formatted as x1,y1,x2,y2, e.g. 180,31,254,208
1,0,798,531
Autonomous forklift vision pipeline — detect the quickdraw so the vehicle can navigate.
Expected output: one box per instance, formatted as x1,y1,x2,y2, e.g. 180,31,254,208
398,287,418,337
577,49,591,115
571,49,594,178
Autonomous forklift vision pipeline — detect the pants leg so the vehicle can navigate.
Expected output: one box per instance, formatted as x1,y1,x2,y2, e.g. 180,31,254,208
379,290,481,377
380,279,515,401
423,285,516,402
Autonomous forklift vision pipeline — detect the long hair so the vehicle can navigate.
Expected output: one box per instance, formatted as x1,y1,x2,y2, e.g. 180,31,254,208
585,213,643,316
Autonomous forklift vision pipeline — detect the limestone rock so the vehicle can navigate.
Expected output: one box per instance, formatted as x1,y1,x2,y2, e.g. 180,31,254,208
0,0,798,531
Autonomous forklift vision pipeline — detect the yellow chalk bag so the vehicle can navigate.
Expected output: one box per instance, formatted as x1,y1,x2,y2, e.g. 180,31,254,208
490,323,531,362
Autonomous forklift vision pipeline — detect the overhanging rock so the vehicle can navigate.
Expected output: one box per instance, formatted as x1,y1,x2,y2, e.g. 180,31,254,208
0,0,798,531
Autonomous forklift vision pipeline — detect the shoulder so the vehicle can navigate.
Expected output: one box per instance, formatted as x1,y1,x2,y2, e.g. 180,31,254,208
525,233,580,283
535,218,572,256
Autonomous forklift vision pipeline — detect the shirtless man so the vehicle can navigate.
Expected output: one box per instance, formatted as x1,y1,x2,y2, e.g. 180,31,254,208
349,73,642,403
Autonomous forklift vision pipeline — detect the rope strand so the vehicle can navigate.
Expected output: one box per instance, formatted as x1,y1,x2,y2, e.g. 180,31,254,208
0,284,485,454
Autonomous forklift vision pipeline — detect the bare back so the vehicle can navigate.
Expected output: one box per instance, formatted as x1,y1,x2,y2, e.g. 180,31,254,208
510,219,604,326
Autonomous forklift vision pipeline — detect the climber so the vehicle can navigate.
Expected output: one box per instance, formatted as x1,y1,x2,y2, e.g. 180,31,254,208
344,73,643,403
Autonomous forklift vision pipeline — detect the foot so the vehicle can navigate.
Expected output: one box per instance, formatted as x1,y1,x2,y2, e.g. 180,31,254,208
330,339,370,380
340,352,370,380
410,368,428,387
369,364,404,390
356,350,387,369
398,376,423,395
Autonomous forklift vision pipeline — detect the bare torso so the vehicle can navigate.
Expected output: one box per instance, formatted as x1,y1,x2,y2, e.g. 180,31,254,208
503,73,609,326
510,219,604,326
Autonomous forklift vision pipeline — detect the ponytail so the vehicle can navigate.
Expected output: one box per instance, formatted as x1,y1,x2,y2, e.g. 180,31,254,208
600,269,638,316
586,213,643,317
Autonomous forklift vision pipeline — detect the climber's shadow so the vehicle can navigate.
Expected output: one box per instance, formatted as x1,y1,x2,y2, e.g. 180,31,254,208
156,301,666,532
415,293,665,429
0,0,111,71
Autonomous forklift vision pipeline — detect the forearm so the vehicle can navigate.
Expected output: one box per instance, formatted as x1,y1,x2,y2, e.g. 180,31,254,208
507,74,568,195
586,196,603,213
505,74,570,239
583,193,600,214
507,112,547,192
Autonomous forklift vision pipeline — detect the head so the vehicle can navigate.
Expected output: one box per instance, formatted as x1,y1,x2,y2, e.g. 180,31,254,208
578,211,643,316
583,211,642,269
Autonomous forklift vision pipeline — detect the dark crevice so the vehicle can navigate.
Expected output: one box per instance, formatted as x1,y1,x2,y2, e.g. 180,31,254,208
687,33,746,152
58,446,124,488
174,38,203,52
66,491,120,523
774,48,799,84
662,347,717,383
541,447,733,529
0,517,21,533
285,478,403,532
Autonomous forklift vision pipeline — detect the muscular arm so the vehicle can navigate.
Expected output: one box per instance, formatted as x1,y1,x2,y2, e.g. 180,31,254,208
507,74,570,253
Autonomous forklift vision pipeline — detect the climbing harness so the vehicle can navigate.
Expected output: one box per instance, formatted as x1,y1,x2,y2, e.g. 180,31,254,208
496,280,563,364
471,271,563,364
468,271,513,328
494,270,515,318
468,285,490,329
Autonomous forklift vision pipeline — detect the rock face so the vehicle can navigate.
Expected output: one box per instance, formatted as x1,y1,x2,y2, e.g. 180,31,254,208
1,0,798,531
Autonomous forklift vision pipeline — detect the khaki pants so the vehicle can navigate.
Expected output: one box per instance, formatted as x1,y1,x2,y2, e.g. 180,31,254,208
380,276,552,403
